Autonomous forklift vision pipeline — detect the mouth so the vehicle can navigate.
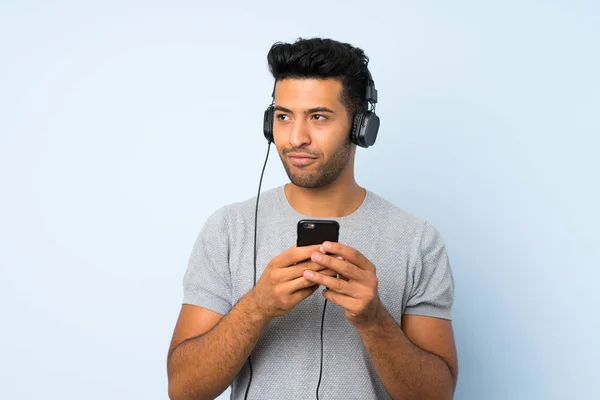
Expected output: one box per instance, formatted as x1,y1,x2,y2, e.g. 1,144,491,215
286,152,318,167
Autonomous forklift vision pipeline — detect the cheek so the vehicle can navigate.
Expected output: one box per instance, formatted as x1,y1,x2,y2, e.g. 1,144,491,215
271,122,290,142
316,131,350,155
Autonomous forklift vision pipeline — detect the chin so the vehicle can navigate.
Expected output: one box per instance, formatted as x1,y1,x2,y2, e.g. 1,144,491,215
287,171,337,189
281,155,348,189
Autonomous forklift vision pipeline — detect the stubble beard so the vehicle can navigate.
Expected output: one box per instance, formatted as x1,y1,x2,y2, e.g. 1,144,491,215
280,138,352,189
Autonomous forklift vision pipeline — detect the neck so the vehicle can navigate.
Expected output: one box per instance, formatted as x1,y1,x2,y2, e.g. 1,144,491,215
284,174,366,218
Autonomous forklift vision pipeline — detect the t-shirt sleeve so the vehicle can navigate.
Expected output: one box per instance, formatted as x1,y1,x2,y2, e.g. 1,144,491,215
181,206,232,315
404,221,455,320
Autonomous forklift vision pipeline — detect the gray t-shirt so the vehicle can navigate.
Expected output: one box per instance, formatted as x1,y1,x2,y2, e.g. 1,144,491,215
182,185,454,399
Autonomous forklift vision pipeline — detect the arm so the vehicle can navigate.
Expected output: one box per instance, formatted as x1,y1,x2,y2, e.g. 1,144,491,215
304,224,457,400
355,306,457,400
168,205,264,400
167,291,271,400
169,212,327,400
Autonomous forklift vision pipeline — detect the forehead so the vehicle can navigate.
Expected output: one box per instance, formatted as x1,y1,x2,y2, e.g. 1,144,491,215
274,78,344,109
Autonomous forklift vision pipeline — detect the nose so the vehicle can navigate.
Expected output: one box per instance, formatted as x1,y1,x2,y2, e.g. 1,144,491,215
288,119,311,148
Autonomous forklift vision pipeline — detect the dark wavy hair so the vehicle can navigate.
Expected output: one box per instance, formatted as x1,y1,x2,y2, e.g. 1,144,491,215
267,37,370,117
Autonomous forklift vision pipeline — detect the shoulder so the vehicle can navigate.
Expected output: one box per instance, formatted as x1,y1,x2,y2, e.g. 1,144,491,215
364,189,446,246
202,186,281,231
365,189,426,230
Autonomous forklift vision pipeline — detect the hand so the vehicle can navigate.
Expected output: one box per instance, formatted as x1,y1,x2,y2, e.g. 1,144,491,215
251,245,338,319
303,241,384,327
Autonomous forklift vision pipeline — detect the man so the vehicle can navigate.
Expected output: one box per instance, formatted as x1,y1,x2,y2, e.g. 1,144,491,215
167,37,458,400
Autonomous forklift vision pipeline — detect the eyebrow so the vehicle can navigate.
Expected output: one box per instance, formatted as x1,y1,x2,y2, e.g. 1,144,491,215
273,105,336,115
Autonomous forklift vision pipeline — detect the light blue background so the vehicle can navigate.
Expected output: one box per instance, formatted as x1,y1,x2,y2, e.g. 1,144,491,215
1,1,598,399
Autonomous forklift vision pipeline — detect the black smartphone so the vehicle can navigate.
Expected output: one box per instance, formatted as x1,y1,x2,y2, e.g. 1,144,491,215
297,219,340,250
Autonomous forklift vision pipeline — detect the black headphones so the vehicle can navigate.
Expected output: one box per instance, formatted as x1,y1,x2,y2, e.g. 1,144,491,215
262,70,380,148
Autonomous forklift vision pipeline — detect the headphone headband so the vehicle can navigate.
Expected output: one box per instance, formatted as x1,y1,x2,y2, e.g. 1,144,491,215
366,69,378,106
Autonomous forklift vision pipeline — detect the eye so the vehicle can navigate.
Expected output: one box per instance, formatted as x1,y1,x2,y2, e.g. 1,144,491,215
275,114,289,121
313,114,328,120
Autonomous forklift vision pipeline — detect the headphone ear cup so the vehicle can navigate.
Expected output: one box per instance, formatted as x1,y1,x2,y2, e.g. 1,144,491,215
263,105,274,143
351,111,379,148
351,112,365,146
360,112,380,148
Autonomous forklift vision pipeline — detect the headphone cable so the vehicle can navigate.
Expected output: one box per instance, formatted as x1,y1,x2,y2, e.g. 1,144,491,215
316,298,328,399
244,141,327,400
244,141,271,400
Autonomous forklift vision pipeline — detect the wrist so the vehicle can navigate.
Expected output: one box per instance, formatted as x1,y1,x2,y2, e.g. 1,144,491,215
353,301,390,333
245,289,274,324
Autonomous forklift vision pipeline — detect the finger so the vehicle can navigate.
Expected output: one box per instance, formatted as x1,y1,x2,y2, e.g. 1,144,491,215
282,275,320,294
293,263,338,277
293,266,337,278
321,242,374,272
282,262,336,281
275,245,322,268
310,252,363,282
321,268,338,278
290,284,320,305
318,247,345,262
321,288,361,312
318,246,344,258
303,270,357,298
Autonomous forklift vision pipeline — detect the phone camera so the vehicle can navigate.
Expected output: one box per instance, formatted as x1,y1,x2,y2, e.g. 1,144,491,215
304,223,315,229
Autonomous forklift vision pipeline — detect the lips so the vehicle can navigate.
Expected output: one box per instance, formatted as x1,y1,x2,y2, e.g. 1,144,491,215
286,152,317,167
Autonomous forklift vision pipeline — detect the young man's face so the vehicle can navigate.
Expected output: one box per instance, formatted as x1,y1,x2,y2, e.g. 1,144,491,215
272,78,355,189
